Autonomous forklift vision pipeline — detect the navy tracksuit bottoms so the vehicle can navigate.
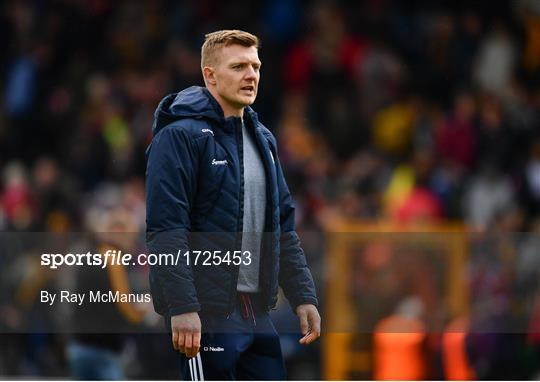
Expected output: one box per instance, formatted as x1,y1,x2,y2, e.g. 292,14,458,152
176,293,286,380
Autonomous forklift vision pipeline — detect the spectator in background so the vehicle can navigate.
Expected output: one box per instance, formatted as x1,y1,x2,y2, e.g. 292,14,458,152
473,21,517,97
476,94,513,172
435,90,477,172
371,95,417,158
1,161,38,231
464,165,515,230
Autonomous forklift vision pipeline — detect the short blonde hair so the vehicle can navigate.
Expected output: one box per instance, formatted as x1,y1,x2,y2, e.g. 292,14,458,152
201,30,259,69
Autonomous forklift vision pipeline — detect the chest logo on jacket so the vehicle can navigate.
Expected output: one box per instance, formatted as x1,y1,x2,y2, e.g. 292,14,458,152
211,158,228,166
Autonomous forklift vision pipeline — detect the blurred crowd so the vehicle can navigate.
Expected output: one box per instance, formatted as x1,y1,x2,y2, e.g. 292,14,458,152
2,0,540,379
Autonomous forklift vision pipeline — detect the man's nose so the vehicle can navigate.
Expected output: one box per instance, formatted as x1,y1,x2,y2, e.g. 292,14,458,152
244,66,257,80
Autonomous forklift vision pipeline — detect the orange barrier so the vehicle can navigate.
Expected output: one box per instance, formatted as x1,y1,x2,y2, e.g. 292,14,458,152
373,315,427,380
442,316,476,380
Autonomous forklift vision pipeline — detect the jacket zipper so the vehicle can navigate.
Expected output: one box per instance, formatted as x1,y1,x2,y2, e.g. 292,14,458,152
227,117,244,316
251,119,276,310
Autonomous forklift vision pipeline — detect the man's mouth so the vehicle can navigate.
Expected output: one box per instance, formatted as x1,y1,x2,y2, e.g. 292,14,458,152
241,86,255,92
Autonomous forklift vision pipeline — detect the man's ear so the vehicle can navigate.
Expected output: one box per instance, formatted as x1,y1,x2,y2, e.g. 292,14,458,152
203,66,216,86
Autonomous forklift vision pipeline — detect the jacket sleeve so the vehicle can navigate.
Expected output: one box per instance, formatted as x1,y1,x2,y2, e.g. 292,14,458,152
273,142,319,311
145,124,201,316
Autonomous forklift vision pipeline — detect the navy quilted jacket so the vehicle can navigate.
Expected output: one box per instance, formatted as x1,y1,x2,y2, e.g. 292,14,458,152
145,86,318,317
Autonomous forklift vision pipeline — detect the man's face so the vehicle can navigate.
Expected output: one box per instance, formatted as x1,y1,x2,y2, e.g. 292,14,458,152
208,44,261,113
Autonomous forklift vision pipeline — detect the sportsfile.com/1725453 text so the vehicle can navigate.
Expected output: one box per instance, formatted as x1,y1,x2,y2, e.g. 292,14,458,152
40,250,252,269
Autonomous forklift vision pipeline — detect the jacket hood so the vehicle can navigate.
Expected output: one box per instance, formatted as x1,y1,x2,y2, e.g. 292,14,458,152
152,86,225,135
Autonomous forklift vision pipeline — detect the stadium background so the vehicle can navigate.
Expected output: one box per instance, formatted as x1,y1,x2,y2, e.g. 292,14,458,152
2,0,540,379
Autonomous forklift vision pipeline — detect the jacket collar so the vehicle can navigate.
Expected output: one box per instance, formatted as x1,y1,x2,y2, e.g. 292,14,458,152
203,88,261,134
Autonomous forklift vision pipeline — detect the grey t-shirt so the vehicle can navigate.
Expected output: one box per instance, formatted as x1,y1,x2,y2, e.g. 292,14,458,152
237,121,266,292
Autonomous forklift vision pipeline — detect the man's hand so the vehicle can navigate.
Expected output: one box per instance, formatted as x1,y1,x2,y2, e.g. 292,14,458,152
171,312,201,358
296,304,321,345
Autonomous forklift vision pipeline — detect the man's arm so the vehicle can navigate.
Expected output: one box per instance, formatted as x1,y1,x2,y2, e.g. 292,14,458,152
146,124,201,356
272,140,321,344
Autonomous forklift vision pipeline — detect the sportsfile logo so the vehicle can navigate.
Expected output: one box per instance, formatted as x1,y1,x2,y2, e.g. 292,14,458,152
211,158,228,166
203,346,224,352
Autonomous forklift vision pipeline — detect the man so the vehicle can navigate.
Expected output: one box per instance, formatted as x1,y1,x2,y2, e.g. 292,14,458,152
146,30,320,380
